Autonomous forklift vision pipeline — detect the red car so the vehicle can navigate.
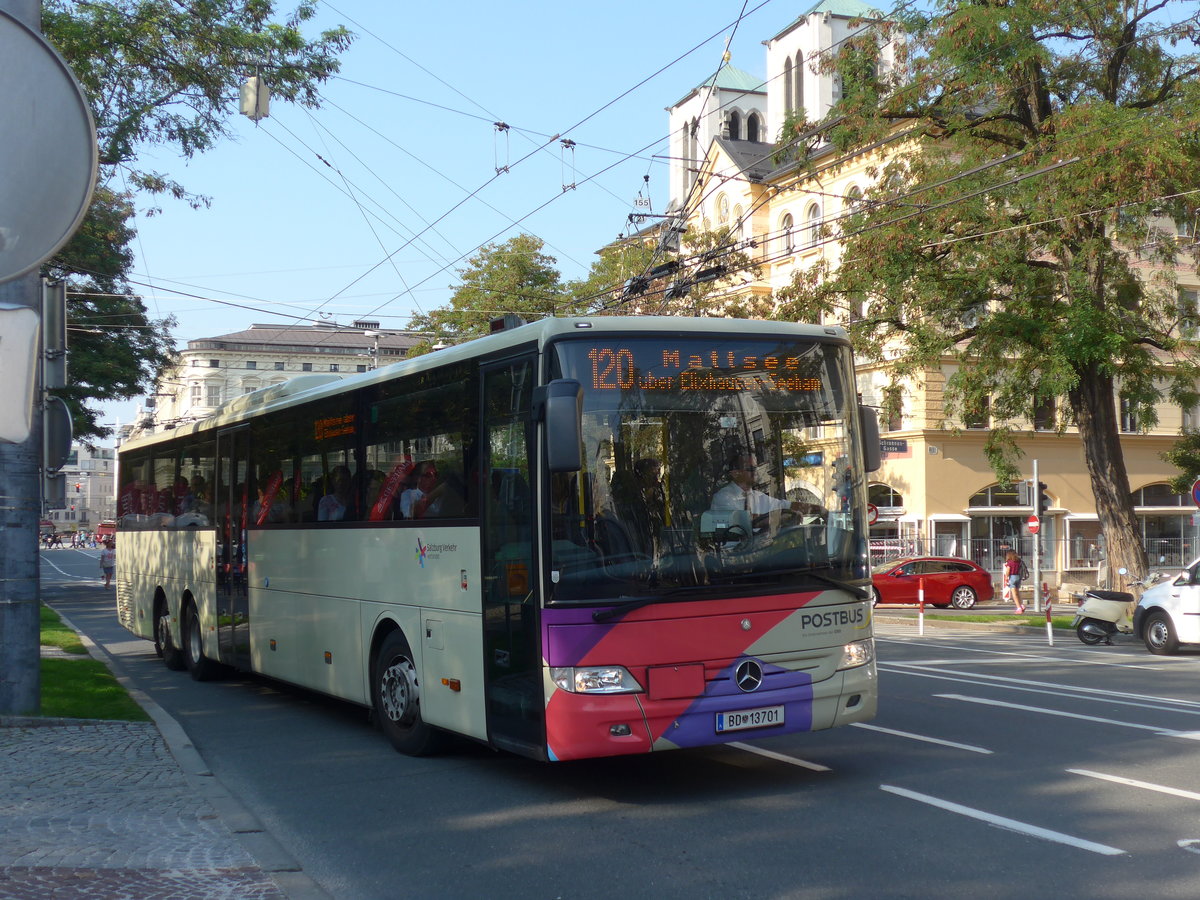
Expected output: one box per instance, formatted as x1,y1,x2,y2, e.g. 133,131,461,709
871,556,995,609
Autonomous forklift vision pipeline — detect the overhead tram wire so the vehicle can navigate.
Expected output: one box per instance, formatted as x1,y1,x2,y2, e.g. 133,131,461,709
297,0,784,342
315,92,590,271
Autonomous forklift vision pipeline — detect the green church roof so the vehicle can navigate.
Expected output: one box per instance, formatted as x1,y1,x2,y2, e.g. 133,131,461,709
670,64,766,109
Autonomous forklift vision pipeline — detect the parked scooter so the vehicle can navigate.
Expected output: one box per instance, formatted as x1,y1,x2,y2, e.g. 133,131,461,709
1072,568,1160,645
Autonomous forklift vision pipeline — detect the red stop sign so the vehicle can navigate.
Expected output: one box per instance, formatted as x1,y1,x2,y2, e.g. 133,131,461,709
1027,514,1040,534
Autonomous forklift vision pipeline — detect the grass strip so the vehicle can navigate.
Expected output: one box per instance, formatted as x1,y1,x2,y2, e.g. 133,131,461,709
39,658,151,721
40,604,88,654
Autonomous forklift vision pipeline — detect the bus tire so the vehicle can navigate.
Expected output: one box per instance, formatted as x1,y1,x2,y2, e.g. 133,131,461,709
155,597,186,671
372,630,444,756
184,601,221,682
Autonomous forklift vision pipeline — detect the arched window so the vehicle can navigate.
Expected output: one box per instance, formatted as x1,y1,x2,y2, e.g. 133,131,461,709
968,483,1036,568
747,113,761,142
845,185,863,214
733,205,744,238
717,195,730,226
727,111,741,141
806,203,822,247
781,213,794,252
784,56,793,112
794,52,805,116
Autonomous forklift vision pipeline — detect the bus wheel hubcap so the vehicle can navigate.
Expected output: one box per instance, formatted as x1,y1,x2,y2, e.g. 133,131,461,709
381,657,419,725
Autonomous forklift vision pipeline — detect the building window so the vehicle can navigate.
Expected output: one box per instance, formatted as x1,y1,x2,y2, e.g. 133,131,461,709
190,383,201,405
806,203,822,247
357,364,368,373
208,359,220,368
747,113,760,142
274,361,285,371
302,362,313,372
717,195,730,227
1119,394,1139,433
329,364,339,372
784,56,793,112
205,384,222,406
1032,397,1056,431
781,213,794,252
964,396,990,429
190,359,200,367
246,360,257,370
727,111,741,141
1179,287,1199,338
794,52,804,115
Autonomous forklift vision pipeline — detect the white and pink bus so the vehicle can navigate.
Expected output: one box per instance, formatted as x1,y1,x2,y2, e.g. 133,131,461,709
116,316,879,761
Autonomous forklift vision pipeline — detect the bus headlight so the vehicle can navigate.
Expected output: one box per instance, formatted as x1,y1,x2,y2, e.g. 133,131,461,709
837,638,874,670
551,666,642,694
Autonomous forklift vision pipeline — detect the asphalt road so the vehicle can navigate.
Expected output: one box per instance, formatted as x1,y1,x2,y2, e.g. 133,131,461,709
40,547,1200,899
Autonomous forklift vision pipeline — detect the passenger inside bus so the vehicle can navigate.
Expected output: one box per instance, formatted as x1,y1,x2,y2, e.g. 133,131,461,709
317,466,355,521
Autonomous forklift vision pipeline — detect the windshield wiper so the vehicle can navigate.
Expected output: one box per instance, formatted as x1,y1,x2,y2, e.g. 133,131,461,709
591,586,711,622
717,567,869,600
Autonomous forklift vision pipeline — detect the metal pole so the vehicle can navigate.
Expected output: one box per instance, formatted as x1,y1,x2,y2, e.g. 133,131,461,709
1032,457,1041,614
0,0,46,715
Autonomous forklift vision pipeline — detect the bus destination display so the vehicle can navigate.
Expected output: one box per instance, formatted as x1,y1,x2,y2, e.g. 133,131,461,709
586,346,824,393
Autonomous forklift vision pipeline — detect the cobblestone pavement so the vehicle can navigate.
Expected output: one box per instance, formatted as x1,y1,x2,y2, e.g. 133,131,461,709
0,720,287,900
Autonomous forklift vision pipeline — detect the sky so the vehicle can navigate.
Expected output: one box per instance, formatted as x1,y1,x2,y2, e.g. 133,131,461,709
94,0,813,438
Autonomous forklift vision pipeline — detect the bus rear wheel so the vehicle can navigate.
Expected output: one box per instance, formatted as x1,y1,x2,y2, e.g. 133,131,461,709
184,602,221,681
155,601,185,671
372,631,444,756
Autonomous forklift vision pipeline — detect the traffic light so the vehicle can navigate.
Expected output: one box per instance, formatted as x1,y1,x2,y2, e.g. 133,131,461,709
75,482,81,493
1036,481,1050,518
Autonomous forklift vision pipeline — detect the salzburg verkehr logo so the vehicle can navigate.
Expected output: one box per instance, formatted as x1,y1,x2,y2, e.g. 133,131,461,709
414,537,459,568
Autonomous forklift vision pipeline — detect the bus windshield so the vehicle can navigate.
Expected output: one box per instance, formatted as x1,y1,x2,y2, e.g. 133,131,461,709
547,334,869,603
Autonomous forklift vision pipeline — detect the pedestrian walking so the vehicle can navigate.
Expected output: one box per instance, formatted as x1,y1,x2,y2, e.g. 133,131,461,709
99,539,116,588
1004,549,1025,614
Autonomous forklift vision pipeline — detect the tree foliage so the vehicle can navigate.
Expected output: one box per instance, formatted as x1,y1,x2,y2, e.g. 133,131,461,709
776,0,1200,579
40,1,354,440
406,235,576,353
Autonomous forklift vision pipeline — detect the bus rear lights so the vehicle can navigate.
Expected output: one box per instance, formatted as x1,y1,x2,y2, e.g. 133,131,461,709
270,639,277,651
324,651,333,665
609,723,632,737
551,666,642,694
837,639,875,670
441,678,461,692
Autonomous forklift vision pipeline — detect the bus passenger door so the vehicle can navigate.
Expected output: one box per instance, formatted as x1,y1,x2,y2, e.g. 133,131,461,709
215,427,251,670
480,357,543,756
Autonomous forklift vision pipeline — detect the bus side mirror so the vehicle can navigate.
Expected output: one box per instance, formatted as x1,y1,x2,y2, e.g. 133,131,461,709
534,379,582,473
860,406,881,472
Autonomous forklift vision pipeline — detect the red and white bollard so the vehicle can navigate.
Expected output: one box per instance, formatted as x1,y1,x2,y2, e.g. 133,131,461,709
1045,598,1054,647
918,577,925,635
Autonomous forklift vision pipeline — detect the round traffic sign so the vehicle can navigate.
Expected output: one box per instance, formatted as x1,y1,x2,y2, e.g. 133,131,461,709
1191,479,1200,508
867,503,878,525
1027,514,1040,534
0,11,97,284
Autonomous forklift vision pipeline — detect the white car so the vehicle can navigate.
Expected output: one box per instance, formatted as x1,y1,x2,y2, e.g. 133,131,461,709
1133,560,1200,654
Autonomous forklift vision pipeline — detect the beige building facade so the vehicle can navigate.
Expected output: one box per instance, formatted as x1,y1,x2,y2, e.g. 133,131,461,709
666,0,1200,585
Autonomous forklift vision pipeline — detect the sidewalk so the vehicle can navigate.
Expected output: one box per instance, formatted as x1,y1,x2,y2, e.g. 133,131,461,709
0,616,328,900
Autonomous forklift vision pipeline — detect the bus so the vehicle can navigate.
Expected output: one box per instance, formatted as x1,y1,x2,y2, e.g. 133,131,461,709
116,316,880,761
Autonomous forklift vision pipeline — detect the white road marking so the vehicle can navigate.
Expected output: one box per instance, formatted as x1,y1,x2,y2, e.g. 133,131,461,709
850,722,992,754
880,785,1126,855
1178,839,1200,855
728,742,831,772
38,551,97,580
877,634,1164,670
881,663,1200,716
1068,769,1200,801
936,693,1189,737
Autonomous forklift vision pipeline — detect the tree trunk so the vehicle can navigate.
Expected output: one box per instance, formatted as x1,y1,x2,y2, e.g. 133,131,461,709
1068,364,1148,592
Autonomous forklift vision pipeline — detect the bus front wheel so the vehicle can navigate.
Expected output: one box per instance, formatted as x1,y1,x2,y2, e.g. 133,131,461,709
372,631,444,756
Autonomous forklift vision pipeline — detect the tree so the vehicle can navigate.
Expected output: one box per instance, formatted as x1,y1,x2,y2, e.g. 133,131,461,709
43,188,176,440
407,235,574,352
40,0,354,439
776,0,1200,582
